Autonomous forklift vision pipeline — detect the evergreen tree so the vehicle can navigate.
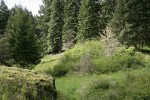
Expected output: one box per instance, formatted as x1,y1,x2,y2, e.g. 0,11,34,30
63,0,81,44
77,0,100,42
0,34,11,66
110,0,126,42
37,0,52,53
112,0,150,48
6,6,41,67
48,0,63,53
0,0,10,35
100,0,116,33
122,0,150,48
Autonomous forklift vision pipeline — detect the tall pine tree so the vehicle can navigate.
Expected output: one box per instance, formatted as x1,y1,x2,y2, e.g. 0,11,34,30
122,0,150,48
6,6,41,67
37,0,52,53
77,0,100,42
48,0,63,53
100,0,116,33
0,0,10,35
63,0,81,44
110,0,127,43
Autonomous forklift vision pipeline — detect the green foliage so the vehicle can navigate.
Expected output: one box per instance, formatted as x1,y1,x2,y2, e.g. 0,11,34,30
51,41,103,76
99,0,116,34
48,0,63,53
6,6,42,67
50,41,149,76
77,0,101,41
111,0,150,48
94,47,146,74
63,40,104,61
55,67,150,100
52,62,73,77
79,69,150,100
37,0,52,54
34,54,63,75
0,66,56,100
0,0,10,35
63,0,81,43
0,35,11,66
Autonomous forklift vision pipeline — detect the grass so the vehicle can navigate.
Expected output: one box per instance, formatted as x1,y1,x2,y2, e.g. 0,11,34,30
33,53,63,74
56,66,150,100
32,41,150,99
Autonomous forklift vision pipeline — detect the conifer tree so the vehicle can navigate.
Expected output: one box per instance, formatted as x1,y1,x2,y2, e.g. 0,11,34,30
0,0,10,35
63,0,81,44
6,6,41,67
100,0,116,33
122,0,150,48
37,0,52,53
110,0,126,42
48,0,63,53
111,0,150,48
77,0,100,42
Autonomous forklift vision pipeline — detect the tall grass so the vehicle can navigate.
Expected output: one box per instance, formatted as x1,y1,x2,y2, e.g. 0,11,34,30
56,67,150,100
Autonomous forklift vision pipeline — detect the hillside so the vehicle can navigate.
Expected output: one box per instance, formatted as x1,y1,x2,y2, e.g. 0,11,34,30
33,41,150,99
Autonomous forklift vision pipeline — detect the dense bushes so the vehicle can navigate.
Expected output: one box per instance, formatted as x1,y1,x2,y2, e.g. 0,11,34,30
94,47,147,74
52,41,149,76
52,41,104,76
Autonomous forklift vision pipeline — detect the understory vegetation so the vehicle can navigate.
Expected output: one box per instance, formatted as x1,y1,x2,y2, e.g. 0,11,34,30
49,41,150,76
34,40,150,100
0,0,150,99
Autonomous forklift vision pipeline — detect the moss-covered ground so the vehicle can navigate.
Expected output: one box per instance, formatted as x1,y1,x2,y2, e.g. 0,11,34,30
0,66,56,100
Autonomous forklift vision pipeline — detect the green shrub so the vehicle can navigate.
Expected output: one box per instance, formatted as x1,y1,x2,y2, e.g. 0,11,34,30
79,77,120,100
52,41,104,76
122,73,150,100
62,40,104,62
52,61,76,76
80,71,150,100
52,41,149,76
94,47,146,74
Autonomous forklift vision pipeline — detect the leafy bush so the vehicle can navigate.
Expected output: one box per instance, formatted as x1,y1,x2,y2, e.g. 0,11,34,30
61,40,104,62
52,61,75,76
94,47,147,74
52,41,104,76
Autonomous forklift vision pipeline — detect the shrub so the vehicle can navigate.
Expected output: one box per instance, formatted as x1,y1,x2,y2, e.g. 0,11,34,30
52,41,149,76
122,73,150,100
94,46,146,74
80,71,150,100
52,41,104,76
62,40,104,62
52,61,76,76
77,53,95,74
79,77,120,100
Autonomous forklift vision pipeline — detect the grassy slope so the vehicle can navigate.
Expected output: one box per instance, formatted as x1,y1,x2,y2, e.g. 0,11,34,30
34,53,63,74
0,66,56,100
33,52,150,100
56,67,150,99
